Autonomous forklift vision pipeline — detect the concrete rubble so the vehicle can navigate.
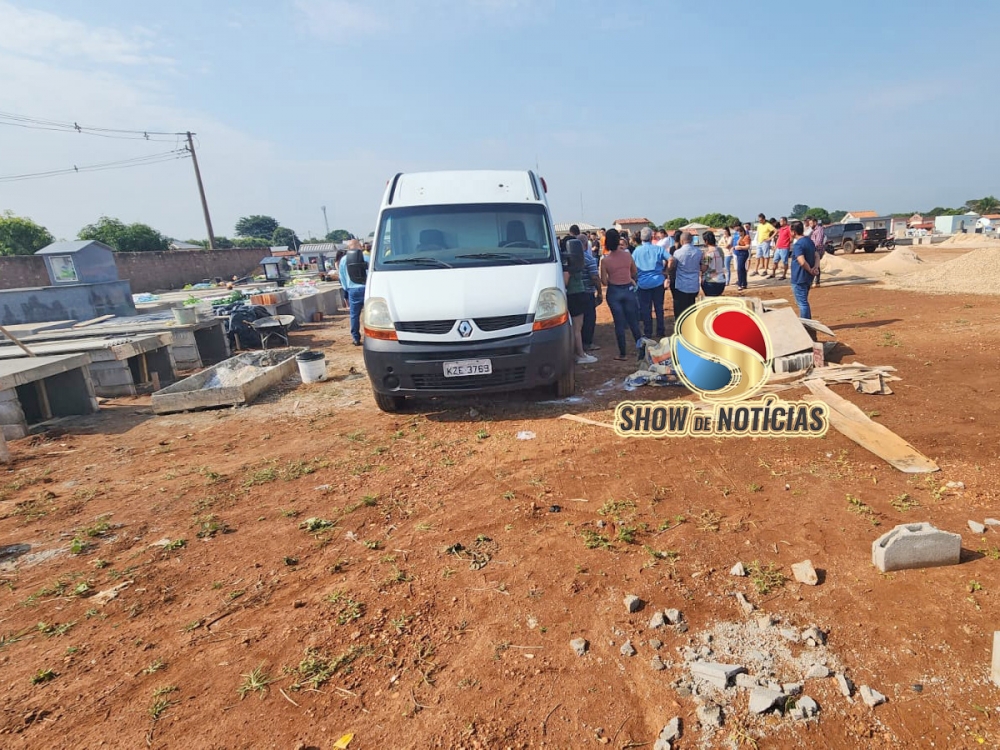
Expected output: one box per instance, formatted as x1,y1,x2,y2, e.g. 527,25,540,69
730,562,746,577
570,638,588,656
805,664,831,679
735,592,755,615
620,640,636,657
836,673,855,697
791,559,819,586
690,662,746,690
648,610,666,629
872,522,961,572
985,518,1000,527
789,695,820,721
664,608,683,625
992,632,1000,688
859,685,887,708
695,702,723,729
748,687,784,714
968,520,986,534
624,594,643,613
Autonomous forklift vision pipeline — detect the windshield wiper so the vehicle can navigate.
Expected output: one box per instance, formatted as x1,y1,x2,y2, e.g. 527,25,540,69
454,252,530,264
383,257,453,268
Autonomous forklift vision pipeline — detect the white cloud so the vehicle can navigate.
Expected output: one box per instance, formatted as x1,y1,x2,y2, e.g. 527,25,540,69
0,1,172,66
293,0,387,37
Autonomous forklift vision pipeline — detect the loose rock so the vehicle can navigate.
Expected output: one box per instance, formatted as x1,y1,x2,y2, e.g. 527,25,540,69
836,673,855,697
779,628,800,643
748,687,783,715
859,685,887,708
783,682,803,695
805,664,831,680
624,595,643,613
945,481,965,489
735,673,759,690
756,614,776,630
801,626,826,647
791,559,819,586
791,695,819,720
650,656,666,671
659,717,681,743
649,639,662,649
664,608,683,625
985,518,1000,527
730,562,746,577
570,638,589,656
695,702,723,729
735,592,755,615
648,611,666,629
620,640,637,657
653,740,671,750
968,520,986,534
690,662,746,690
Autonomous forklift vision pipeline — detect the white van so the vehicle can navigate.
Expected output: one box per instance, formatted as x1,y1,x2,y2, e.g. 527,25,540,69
354,170,575,412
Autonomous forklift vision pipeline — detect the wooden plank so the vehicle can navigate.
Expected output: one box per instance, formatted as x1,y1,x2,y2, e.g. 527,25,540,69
72,315,116,329
798,318,836,337
0,325,36,357
802,381,938,473
559,413,615,430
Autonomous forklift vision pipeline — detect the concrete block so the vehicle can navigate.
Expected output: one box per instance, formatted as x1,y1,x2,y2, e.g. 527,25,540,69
735,673,759,689
836,673,854,697
872,523,961,572
624,594,643,613
748,687,783,714
992,632,1000,688
659,717,681,743
859,685,886,708
969,520,986,534
792,559,819,585
985,518,1000,527
690,662,746,690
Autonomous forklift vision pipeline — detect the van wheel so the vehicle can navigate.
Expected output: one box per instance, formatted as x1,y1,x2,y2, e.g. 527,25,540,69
374,392,405,412
554,367,576,398
843,239,855,253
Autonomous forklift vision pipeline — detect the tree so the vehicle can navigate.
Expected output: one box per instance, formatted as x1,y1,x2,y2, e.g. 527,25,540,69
183,238,208,249
78,216,169,252
790,204,810,220
662,217,689,231
231,236,271,248
965,196,1000,215
691,212,740,228
235,214,279,239
272,226,300,250
325,229,354,242
0,211,54,256
925,206,964,216
829,210,847,223
803,207,831,224
211,236,235,249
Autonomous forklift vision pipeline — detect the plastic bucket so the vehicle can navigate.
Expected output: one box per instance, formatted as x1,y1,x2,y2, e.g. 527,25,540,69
296,350,327,383
172,307,197,325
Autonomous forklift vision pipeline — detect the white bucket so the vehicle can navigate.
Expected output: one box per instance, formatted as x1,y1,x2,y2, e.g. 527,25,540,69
296,350,327,383
172,307,197,325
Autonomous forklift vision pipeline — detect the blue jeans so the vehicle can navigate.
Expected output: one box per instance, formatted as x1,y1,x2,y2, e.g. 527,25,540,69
582,290,597,347
347,287,365,342
734,250,750,288
792,281,812,319
723,254,733,285
636,284,666,340
606,284,641,356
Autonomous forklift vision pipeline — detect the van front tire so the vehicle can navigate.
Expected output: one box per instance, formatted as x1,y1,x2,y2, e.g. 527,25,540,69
374,392,405,412
554,366,576,398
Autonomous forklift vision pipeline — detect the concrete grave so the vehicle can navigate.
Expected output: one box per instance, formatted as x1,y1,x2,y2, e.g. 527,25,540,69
872,523,961,572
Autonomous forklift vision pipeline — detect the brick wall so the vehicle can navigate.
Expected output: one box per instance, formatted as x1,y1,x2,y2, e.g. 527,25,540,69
0,247,269,294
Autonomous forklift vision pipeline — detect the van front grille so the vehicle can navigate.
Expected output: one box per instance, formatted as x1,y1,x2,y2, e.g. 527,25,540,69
395,320,455,334
474,314,531,331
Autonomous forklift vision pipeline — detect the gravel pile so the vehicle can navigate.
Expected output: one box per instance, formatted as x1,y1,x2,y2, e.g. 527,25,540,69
881,247,1000,295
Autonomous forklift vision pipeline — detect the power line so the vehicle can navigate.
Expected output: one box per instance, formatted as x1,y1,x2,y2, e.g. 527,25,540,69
0,110,187,142
0,149,190,183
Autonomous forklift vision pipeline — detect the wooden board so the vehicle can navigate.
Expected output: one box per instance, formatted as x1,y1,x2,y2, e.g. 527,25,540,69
72,315,116,329
761,307,815,358
798,317,836,337
559,413,615,430
802,381,938,473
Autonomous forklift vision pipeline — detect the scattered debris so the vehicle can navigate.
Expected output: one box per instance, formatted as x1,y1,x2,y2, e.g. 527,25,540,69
620,641,636,657
748,687,784,715
695,701,723,729
92,581,131,605
837,673,855,697
624,595,643,613
650,656,666,671
664,608,683,625
859,685,887,708
801,626,827,647
570,638,588,657
734,592,755,615
659,717,681,743
968,520,986,534
789,695,819,721
985,518,1000,527
730,562,746,577
945,481,965,490
690,662,746,690
779,628,800,643
648,611,666,629
872,523,961,572
804,664,831,680
649,639,662,650
992,632,1000,688
791,559,819,586
515,430,536,440
548,505,561,513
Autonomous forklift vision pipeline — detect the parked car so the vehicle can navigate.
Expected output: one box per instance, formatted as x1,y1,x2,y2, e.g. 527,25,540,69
823,222,887,253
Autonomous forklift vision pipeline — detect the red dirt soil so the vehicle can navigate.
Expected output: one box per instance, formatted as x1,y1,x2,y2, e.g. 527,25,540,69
1,282,998,749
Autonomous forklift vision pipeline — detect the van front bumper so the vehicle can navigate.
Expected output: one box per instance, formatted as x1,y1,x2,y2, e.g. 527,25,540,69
363,324,573,396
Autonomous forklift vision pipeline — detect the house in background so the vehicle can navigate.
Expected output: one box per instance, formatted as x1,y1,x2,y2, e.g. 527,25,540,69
613,217,652,235
554,222,599,237
168,240,202,251
298,242,345,270
860,216,909,237
842,210,879,222
934,213,980,235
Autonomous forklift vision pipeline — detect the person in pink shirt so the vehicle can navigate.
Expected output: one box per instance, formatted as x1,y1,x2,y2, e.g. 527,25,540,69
769,216,792,280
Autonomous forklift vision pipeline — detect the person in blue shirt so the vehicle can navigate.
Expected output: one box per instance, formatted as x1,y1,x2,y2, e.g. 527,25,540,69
789,220,820,319
668,232,704,319
631,226,670,340
337,239,369,345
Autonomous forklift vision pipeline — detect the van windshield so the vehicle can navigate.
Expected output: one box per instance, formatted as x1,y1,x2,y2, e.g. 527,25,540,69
373,203,554,270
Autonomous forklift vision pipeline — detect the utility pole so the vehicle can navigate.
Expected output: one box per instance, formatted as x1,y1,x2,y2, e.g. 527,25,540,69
321,206,330,236
186,132,216,250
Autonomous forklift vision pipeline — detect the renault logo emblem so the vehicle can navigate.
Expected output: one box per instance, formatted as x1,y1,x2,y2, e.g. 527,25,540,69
457,320,473,338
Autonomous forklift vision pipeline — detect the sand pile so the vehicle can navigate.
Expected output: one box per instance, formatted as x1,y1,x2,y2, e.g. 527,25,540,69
819,252,872,279
882,247,1000,295
939,233,1000,248
865,247,925,276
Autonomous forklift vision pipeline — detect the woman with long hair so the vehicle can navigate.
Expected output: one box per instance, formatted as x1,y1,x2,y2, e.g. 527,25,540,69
599,228,642,361
718,226,733,285
733,222,751,290
700,230,726,297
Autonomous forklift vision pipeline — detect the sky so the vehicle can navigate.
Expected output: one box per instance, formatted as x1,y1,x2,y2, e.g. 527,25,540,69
1,0,998,242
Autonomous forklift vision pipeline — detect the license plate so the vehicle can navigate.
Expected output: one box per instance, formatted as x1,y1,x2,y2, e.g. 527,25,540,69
443,359,492,377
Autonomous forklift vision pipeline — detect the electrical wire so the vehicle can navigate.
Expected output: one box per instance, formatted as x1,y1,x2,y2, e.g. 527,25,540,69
0,149,191,183
0,110,188,142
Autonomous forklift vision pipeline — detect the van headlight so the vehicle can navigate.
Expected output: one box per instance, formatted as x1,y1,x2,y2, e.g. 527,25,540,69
532,287,568,331
363,297,397,340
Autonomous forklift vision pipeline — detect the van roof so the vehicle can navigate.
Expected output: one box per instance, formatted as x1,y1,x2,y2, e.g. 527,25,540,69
386,170,541,208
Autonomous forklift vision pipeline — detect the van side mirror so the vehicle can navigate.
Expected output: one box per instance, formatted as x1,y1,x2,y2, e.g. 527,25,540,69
345,248,367,285
565,239,585,273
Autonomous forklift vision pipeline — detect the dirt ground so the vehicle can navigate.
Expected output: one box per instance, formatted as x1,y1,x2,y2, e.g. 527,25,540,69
1,274,998,749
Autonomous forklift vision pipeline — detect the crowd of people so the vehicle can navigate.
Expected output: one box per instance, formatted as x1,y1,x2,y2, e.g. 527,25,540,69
558,216,824,364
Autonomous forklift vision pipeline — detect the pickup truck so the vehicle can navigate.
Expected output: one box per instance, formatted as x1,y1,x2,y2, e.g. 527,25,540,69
823,222,887,253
